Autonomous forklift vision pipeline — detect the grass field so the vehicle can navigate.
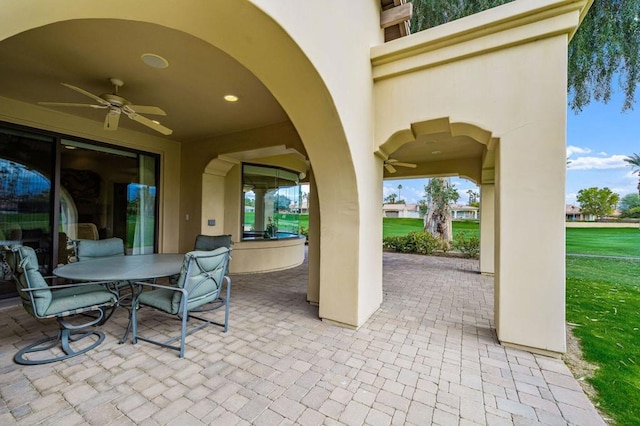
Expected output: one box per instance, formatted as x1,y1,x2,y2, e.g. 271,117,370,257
566,227,640,257
566,256,640,425
382,217,479,240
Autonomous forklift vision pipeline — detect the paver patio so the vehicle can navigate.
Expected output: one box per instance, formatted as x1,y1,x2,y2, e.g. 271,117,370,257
0,252,604,425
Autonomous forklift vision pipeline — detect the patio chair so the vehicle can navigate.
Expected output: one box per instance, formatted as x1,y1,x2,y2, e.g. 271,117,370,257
131,247,232,358
194,234,232,251
194,234,232,273
75,237,133,337
4,245,117,365
74,237,126,261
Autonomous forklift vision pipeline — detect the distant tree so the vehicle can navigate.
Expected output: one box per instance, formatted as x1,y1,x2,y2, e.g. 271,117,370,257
466,189,479,206
418,199,428,216
619,193,640,217
275,195,291,211
384,193,398,204
624,153,640,197
397,184,403,202
423,177,460,240
410,0,640,111
576,187,620,219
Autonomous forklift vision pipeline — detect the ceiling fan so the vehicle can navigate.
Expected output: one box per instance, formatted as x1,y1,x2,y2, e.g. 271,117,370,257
384,158,417,173
38,78,173,135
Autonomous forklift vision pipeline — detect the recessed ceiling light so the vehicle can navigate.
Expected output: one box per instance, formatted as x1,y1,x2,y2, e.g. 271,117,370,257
141,53,169,69
64,145,77,150
431,150,441,154
224,95,239,102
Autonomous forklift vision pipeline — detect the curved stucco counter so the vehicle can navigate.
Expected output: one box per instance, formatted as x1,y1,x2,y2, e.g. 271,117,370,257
228,236,306,274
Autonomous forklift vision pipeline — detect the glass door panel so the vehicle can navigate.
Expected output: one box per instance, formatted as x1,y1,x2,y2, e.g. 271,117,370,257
0,128,55,299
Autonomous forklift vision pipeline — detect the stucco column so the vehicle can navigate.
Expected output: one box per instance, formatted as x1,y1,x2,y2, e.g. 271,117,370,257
494,127,566,355
479,183,495,275
306,170,320,305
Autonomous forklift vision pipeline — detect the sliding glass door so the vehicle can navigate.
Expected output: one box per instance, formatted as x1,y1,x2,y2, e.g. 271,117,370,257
0,128,55,298
1,124,159,299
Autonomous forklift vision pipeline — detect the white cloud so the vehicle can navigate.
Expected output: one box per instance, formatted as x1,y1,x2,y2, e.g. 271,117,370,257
567,154,628,170
566,145,591,157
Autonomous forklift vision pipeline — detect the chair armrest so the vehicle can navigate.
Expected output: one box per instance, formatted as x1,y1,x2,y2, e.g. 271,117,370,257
19,279,120,292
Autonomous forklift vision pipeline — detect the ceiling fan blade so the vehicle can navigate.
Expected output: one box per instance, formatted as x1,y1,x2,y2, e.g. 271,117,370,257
104,110,120,131
384,164,397,173
393,162,417,168
61,83,110,107
127,105,167,116
38,101,107,109
129,113,173,135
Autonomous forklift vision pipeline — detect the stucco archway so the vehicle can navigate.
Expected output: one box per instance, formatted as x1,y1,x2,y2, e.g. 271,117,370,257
2,0,382,327
376,116,496,274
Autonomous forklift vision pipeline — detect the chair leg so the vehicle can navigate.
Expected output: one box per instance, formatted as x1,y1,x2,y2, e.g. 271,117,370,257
14,328,105,365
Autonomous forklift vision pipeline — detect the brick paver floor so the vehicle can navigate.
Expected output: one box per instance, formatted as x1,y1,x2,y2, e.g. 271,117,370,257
0,252,604,425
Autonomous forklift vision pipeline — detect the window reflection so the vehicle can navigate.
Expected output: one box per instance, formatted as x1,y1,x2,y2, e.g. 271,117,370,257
242,164,301,240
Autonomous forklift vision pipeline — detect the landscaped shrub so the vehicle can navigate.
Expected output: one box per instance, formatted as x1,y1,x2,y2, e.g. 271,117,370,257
298,225,309,243
383,231,440,255
453,232,480,258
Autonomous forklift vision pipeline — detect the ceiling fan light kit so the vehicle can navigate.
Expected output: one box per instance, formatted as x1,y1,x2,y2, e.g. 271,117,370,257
38,77,173,135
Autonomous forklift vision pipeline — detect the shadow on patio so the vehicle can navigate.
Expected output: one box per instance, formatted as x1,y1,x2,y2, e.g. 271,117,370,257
0,253,603,425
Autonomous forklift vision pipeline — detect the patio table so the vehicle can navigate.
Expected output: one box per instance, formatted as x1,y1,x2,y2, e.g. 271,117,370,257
53,253,184,343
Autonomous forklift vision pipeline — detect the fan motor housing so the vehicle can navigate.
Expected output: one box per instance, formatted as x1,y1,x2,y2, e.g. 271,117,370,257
102,93,129,107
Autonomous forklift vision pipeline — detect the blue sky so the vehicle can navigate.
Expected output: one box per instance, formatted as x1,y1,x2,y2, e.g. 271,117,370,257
382,89,639,206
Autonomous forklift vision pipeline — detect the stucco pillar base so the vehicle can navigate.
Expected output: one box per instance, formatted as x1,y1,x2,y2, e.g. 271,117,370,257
321,317,358,330
500,341,562,359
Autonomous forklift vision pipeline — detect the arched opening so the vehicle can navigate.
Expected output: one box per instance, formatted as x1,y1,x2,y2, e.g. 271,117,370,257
377,116,496,275
1,0,381,327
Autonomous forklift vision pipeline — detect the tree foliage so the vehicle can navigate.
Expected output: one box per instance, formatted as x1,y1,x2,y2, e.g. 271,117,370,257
624,153,640,196
618,193,640,217
410,0,640,111
576,187,620,218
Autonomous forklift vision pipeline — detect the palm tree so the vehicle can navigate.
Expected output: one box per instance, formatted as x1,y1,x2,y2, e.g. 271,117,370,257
624,153,640,197
397,184,403,202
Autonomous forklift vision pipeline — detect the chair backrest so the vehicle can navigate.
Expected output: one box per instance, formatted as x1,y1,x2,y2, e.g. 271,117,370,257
4,245,51,317
194,234,232,251
77,223,99,240
75,238,125,262
171,247,231,313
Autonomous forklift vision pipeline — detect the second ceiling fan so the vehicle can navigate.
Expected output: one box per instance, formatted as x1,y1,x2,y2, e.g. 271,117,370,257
39,78,173,135
384,158,417,173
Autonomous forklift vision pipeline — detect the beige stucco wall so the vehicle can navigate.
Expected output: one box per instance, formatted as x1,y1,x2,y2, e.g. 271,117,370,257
371,0,591,354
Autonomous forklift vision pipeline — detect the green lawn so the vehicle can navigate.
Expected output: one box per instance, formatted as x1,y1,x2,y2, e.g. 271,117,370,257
566,256,640,425
382,217,479,240
566,227,640,257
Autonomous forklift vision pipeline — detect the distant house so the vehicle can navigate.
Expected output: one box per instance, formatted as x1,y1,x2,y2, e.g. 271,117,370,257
451,204,479,220
565,204,595,221
382,203,420,218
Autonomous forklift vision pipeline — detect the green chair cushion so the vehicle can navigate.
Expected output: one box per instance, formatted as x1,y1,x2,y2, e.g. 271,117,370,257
138,247,229,315
194,234,232,251
6,246,52,316
76,238,125,261
45,285,117,317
